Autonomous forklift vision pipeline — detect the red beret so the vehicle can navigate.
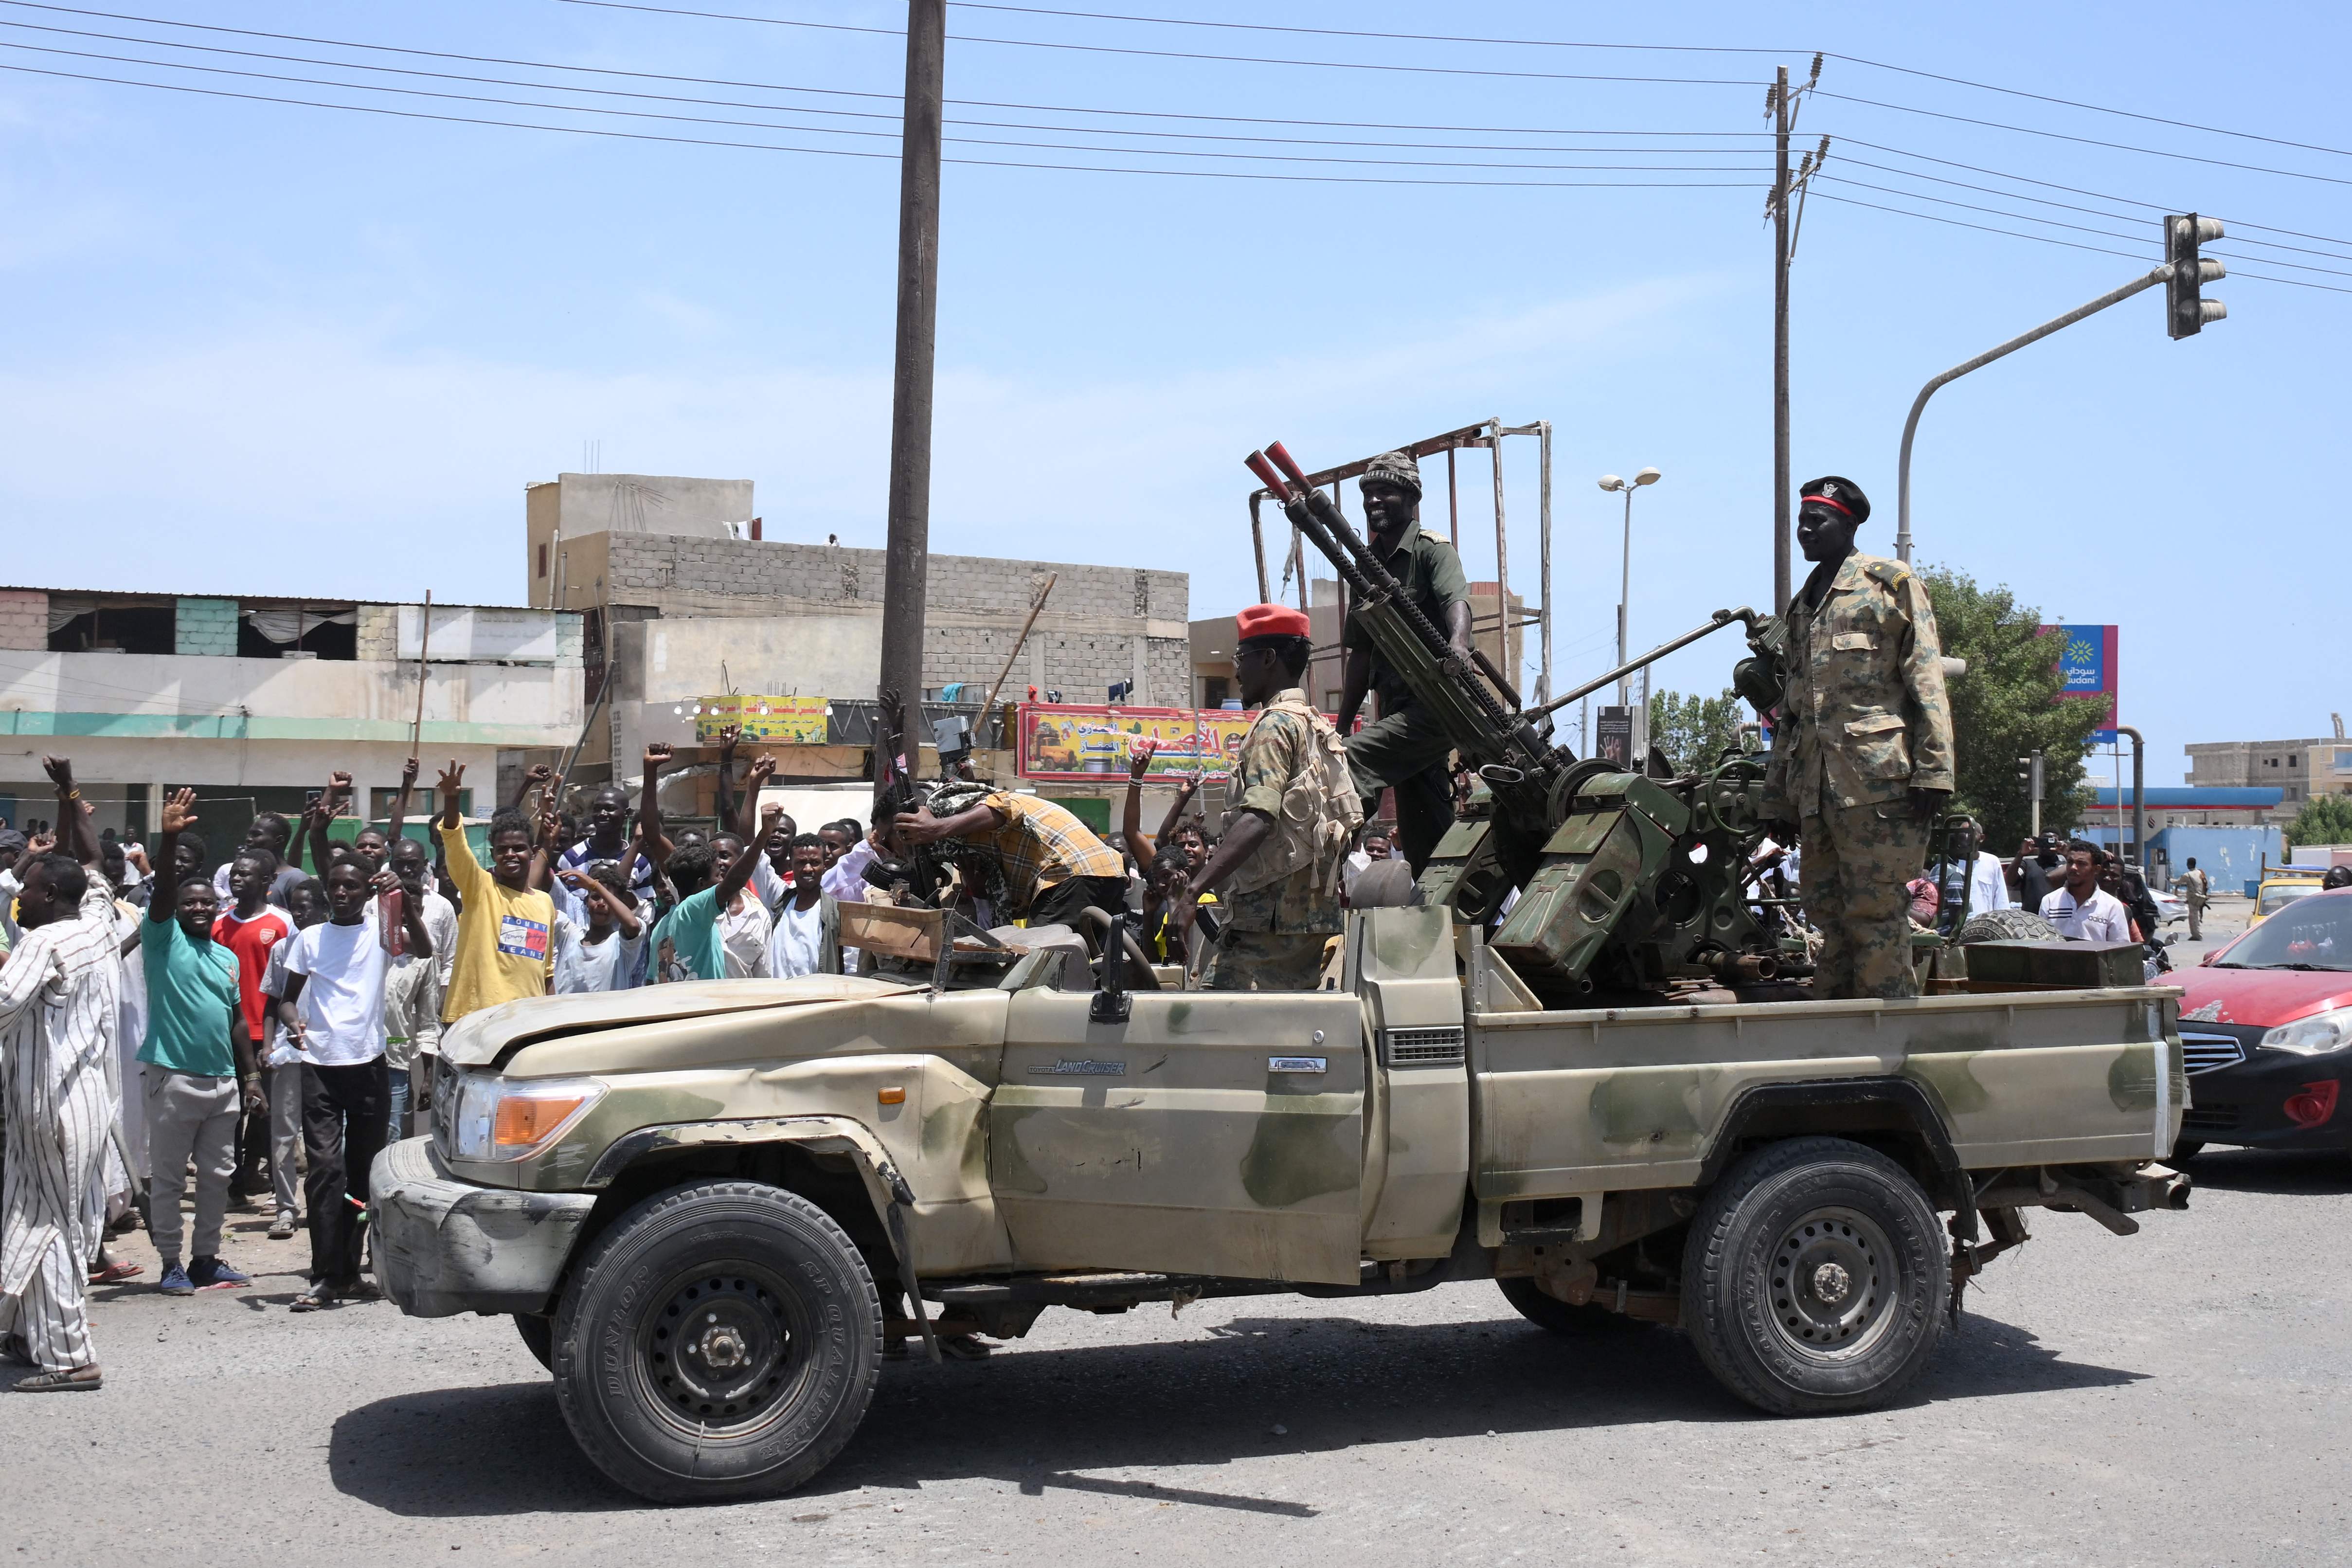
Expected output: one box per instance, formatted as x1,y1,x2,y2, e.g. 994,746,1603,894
1236,603,1311,642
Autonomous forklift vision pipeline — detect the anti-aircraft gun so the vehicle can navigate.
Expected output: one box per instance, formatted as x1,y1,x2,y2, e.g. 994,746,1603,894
1246,440,1803,1004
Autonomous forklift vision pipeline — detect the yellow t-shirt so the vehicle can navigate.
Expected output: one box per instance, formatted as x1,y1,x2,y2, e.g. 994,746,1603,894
436,820,557,1023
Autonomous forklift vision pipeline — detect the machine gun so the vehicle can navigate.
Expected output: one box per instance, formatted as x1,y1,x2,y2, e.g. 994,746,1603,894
1245,440,1802,1003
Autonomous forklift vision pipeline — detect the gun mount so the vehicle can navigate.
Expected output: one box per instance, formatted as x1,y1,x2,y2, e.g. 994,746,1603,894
1248,440,1802,1004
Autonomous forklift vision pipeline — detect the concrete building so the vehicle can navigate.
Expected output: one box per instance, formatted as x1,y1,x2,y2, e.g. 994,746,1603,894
0,585,583,866
2184,721,2352,820
522,474,1191,823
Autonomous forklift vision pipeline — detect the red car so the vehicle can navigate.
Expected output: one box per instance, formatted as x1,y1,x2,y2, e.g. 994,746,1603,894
2170,887,2352,1157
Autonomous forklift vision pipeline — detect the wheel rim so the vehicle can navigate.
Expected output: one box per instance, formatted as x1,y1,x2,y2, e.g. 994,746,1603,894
1765,1206,1899,1361
633,1263,813,1438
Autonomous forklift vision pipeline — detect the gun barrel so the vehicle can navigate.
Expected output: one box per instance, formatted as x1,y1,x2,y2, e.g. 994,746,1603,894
1534,609,1760,718
1243,450,1294,502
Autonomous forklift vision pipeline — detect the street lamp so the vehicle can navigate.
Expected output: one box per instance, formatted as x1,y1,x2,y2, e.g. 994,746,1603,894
1598,468,1662,748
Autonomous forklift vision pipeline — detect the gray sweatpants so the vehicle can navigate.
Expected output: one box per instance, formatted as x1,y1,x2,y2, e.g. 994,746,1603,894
144,1069,240,1265
268,1061,302,1215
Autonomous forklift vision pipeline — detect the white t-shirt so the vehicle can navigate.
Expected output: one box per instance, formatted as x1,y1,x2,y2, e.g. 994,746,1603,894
284,918,390,1067
771,897,827,978
718,891,772,979
1968,851,2011,915
2040,886,2131,943
553,913,648,994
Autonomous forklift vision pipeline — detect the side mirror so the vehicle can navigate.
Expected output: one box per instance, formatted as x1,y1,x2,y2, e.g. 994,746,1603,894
1090,911,1133,1024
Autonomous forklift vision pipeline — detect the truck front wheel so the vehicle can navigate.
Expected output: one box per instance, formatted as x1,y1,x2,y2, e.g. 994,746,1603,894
552,1179,883,1503
1682,1136,1947,1416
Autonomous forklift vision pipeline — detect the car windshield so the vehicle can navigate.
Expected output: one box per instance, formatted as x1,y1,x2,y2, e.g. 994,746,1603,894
2220,891,2352,970
2260,882,2323,916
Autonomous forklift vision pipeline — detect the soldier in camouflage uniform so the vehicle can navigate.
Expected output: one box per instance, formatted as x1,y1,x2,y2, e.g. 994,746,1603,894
1761,476,1956,1000
1186,604,1364,991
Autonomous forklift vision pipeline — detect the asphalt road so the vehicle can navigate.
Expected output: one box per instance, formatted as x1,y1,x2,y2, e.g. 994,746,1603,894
12,897,2337,1567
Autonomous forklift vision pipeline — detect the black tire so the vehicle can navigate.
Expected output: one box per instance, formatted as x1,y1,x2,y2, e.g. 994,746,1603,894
1496,1276,1650,1336
1682,1136,1947,1417
552,1180,883,1503
1955,908,2060,944
2169,1139,2206,1162
515,1313,554,1372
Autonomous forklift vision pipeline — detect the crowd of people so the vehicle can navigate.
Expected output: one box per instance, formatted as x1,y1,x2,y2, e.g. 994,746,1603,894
0,733,1005,1390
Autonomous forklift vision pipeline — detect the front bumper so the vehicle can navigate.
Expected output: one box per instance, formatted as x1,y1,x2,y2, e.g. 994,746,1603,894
2181,1044,2349,1152
369,1136,599,1318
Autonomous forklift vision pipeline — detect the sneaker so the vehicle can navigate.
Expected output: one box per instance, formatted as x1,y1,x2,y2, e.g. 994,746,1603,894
186,1257,251,1291
157,1263,194,1297
268,1210,298,1241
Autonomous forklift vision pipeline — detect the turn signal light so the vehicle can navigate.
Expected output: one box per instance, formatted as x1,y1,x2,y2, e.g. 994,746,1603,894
878,1087,907,1106
495,1093,594,1147
2283,1081,2339,1129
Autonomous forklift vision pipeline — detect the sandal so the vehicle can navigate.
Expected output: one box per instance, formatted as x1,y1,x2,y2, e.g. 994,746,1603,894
13,1365,102,1392
290,1287,339,1313
88,1261,143,1285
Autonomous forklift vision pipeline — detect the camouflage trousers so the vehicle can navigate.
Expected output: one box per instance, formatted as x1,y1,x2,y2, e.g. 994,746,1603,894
1205,928,1333,991
1800,798,1929,1001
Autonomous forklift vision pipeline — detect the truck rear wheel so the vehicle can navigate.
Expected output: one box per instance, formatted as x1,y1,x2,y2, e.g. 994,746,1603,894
1495,1276,1650,1336
552,1179,883,1503
1682,1136,1947,1416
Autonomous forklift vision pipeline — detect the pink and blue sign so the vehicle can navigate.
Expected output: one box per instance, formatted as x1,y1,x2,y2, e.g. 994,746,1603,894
2043,624,2118,741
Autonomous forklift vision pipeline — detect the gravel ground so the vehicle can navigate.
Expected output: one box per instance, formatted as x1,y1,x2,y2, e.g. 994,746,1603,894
11,896,2337,1567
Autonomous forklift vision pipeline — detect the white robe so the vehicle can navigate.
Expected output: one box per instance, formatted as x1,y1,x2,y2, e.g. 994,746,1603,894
0,878,122,1371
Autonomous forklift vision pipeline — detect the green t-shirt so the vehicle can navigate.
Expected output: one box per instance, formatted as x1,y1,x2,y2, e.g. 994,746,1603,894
140,915,242,1078
649,886,725,982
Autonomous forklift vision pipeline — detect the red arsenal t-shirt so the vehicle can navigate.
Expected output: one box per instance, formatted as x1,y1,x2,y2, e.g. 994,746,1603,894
213,906,293,1042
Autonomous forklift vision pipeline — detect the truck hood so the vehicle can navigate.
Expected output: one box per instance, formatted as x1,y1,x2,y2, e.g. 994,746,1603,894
438,977,918,1067
2175,966,2352,1030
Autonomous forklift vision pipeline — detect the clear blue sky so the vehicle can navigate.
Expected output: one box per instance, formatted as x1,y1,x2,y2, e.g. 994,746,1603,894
3,0,2346,781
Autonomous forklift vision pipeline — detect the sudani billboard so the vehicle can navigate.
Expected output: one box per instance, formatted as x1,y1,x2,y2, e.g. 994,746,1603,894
1015,703,1339,783
691,694,830,744
2042,624,2118,742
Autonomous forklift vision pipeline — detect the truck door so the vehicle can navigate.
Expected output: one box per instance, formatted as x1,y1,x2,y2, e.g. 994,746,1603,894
991,986,1366,1287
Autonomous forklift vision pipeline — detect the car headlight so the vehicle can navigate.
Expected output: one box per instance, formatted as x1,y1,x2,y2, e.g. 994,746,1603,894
449,1074,606,1161
2260,1006,2352,1057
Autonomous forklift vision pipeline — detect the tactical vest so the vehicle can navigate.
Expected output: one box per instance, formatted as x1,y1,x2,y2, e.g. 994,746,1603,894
1222,699,1366,898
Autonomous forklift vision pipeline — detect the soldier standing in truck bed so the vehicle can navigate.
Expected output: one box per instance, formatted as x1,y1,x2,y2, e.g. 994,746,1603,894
1334,450,1475,875
1761,476,1956,1000
1182,604,1364,990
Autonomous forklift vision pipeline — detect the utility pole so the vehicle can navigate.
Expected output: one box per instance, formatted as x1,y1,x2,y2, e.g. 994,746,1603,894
878,0,946,762
1771,63,1791,618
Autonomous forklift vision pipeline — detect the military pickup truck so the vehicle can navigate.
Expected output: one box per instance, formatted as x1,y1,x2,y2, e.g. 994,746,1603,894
372,908,2188,1503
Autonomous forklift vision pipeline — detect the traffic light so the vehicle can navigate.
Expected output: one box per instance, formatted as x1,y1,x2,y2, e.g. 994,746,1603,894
2165,214,2226,339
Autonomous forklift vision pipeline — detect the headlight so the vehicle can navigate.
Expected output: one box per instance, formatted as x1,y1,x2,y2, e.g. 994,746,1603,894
2260,1006,2352,1057
449,1074,606,1161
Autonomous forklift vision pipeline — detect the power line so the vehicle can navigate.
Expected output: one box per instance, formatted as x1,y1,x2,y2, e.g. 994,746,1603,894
0,61,1769,189
1818,90,2352,190
12,3,2349,262
0,18,1787,154
1807,190,2352,294
557,0,1768,87
950,4,2352,163
0,43,1780,173
0,22,1788,158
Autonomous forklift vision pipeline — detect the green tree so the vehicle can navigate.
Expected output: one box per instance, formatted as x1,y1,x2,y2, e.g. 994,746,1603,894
1920,566,2106,852
2288,793,2352,847
1647,687,1749,773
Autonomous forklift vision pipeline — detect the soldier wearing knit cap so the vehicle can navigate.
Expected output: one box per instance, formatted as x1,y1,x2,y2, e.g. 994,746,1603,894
1334,450,1474,874
1761,475,1957,1000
